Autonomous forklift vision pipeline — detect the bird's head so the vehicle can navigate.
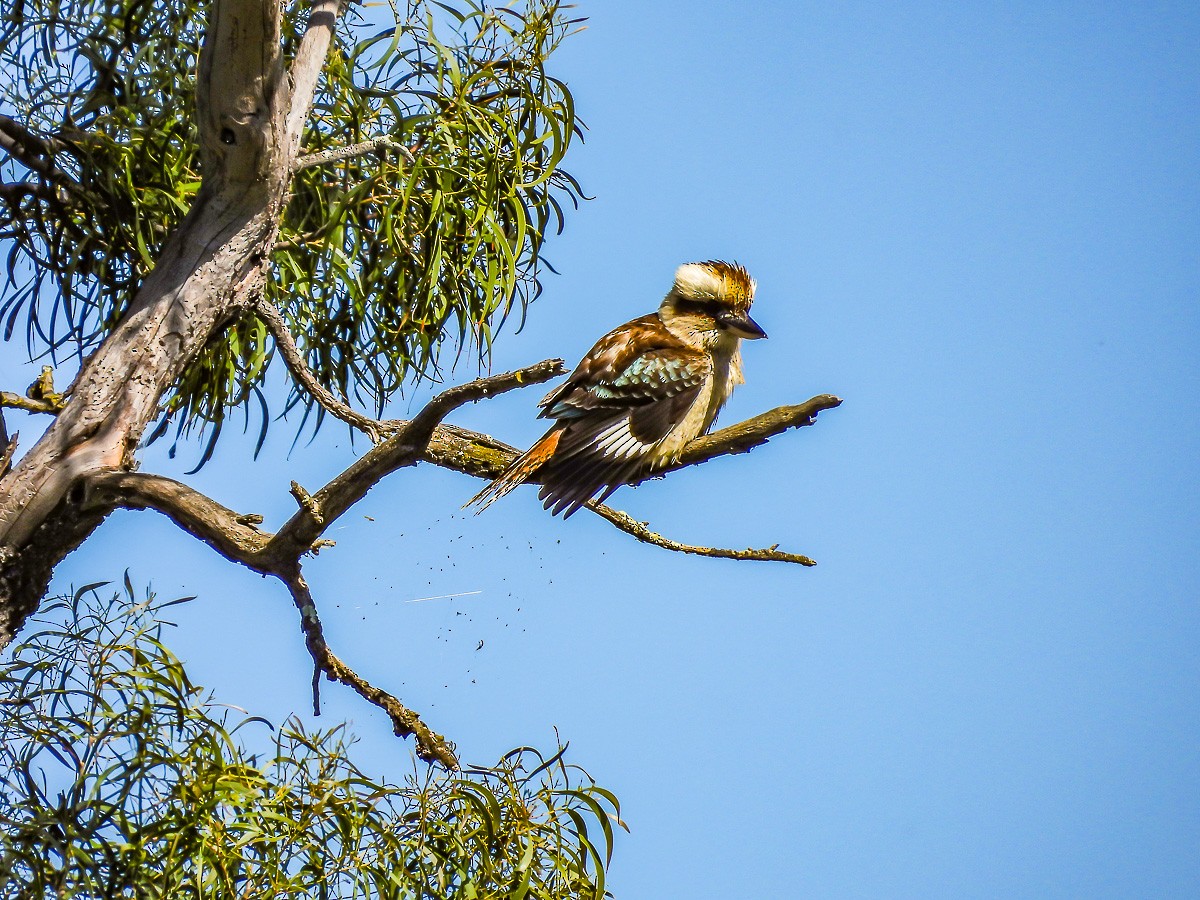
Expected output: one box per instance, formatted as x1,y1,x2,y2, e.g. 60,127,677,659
659,260,767,347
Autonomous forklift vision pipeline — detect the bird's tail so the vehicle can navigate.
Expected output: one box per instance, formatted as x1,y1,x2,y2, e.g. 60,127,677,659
465,428,563,513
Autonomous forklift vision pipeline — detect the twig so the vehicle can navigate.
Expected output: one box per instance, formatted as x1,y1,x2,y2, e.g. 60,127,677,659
254,298,389,441
278,564,458,768
404,360,567,450
0,392,62,415
585,503,816,566
294,137,414,172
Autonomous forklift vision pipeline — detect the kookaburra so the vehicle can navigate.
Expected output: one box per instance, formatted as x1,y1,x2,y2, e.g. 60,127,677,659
468,260,766,518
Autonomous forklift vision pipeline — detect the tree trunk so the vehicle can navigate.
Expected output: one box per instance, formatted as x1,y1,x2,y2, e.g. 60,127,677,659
0,0,298,647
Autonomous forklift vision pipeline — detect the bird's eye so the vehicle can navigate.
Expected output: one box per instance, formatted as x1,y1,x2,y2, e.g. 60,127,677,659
675,298,724,319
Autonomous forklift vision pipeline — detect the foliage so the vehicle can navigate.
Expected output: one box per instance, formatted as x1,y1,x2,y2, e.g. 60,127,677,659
0,0,585,450
0,583,623,898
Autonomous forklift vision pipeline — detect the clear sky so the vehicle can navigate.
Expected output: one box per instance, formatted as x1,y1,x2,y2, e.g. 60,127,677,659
3,1,1199,896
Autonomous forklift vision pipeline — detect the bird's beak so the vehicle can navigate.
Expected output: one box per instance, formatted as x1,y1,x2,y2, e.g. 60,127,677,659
720,311,768,340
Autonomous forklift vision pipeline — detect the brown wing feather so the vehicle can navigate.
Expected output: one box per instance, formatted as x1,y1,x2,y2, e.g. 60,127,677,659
469,312,711,518
538,314,693,418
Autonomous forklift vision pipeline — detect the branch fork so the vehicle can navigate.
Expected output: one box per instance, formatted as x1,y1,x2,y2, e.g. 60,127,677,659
0,0,842,769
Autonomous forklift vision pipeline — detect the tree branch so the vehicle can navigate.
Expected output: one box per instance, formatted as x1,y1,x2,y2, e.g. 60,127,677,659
75,376,837,767
0,392,61,416
287,0,344,148
0,182,60,206
294,137,414,172
584,503,816,566
413,392,844,565
666,395,844,473
0,116,79,192
79,470,454,764
254,297,387,441
405,361,567,450
277,564,458,768
262,359,567,565
0,116,65,159
84,471,272,566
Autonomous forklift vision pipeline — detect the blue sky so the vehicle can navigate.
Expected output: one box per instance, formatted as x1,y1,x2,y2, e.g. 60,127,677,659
3,1,1199,896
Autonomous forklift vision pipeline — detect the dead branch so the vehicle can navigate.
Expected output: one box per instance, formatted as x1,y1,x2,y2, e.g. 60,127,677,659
93,384,839,573
263,359,567,564
254,298,390,441
413,393,843,564
278,564,458,768
667,395,844,472
585,503,816,565
76,364,838,771
84,470,457,766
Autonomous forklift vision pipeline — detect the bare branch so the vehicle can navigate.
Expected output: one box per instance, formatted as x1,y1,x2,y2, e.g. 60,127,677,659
70,375,834,768
413,393,844,565
666,394,844,473
287,0,344,147
405,360,567,450
254,298,541,450
79,363,569,576
295,137,414,172
254,298,386,441
263,359,566,564
415,393,842,487
278,564,458,768
80,469,455,764
84,472,272,566
585,503,816,566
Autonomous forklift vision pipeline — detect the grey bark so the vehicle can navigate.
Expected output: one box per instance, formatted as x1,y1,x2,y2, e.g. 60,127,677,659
0,0,336,648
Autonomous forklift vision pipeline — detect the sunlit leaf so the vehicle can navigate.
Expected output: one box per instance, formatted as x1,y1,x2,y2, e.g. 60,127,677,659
0,582,621,897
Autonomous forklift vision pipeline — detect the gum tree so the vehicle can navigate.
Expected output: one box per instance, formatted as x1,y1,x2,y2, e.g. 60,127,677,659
0,0,839,766
0,585,623,896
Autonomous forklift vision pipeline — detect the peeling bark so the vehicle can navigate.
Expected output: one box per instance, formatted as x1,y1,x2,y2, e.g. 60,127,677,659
0,0,327,647
0,0,841,764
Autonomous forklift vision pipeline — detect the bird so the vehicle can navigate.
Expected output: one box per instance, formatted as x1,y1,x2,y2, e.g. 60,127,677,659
467,260,767,518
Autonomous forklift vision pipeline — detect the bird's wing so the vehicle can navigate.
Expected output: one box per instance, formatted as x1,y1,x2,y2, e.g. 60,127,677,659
532,316,712,517
538,314,705,420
